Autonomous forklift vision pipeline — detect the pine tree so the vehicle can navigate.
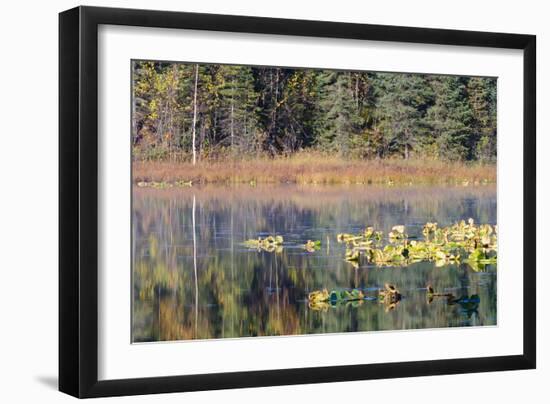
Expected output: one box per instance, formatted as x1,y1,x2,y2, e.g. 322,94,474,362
131,61,497,163
427,76,474,161
217,65,259,154
373,73,434,159
316,71,361,156
467,77,497,162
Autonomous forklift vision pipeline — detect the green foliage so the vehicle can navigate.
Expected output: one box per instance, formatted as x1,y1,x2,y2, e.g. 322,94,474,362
217,65,260,153
337,219,497,271
316,71,362,156
372,73,434,158
468,77,497,162
242,235,284,252
132,61,497,162
427,76,474,160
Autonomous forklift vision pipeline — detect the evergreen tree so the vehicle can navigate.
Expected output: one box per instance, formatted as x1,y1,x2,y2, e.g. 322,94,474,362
316,71,361,156
427,76,475,160
131,60,497,163
467,77,497,161
217,65,259,153
373,73,434,159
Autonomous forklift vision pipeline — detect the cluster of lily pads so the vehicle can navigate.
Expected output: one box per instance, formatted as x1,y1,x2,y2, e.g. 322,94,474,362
242,218,497,272
308,283,403,312
307,283,480,316
338,218,497,271
242,235,321,253
243,235,284,251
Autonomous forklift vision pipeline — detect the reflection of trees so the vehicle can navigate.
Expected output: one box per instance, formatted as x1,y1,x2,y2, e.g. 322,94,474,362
132,186,497,342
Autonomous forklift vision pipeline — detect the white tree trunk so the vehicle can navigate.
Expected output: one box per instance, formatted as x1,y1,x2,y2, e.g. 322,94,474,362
191,64,199,165
230,76,235,154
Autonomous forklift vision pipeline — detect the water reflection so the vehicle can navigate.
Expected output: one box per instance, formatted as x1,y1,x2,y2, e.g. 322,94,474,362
132,185,497,342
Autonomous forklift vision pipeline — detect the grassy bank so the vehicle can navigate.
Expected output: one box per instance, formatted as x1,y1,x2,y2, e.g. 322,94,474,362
133,154,496,186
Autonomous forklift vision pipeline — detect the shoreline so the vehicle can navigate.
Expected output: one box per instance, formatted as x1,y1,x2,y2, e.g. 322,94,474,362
132,156,496,187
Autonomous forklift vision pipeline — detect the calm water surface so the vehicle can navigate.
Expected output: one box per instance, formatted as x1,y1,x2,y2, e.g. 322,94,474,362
132,185,497,342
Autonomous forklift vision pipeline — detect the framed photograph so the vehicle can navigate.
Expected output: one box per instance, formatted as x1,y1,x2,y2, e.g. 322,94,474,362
59,6,536,398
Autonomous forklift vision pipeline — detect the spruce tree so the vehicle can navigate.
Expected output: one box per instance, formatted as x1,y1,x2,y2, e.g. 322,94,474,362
427,76,474,161
316,71,361,156
131,61,497,163
373,73,434,159
467,77,497,161
217,65,259,153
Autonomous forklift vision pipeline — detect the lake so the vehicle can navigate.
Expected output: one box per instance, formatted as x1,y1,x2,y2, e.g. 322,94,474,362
132,185,497,342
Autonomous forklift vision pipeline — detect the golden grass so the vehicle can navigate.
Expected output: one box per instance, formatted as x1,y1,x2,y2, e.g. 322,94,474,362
133,153,496,186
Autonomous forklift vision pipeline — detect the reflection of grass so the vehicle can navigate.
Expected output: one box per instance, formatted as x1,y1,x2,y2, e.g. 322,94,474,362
133,184,497,218
133,153,496,186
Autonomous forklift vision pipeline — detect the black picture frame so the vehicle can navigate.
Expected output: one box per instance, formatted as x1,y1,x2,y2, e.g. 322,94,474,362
59,5,536,398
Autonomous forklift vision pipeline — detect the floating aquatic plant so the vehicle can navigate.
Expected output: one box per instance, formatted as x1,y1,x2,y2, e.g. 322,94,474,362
378,283,402,306
308,288,365,303
302,240,321,252
242,219,496,270
345,249,360,262
308,284,402,312
425,284,454,304
338,227,383,246
242,235,284,252
388,225,407,242
308,288,368,311
424,284,481,316
243,236,324,254
340,219,497,270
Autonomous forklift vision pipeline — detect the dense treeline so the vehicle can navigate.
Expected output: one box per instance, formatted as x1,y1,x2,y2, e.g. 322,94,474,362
132,61,497,162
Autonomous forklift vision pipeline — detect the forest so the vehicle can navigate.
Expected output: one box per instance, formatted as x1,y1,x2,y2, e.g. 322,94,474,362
132,60,497,163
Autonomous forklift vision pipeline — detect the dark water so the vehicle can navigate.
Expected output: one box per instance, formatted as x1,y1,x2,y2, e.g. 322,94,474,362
132,185,497,342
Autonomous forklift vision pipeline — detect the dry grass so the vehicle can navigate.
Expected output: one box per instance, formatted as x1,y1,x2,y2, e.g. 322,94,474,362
133,153,496,186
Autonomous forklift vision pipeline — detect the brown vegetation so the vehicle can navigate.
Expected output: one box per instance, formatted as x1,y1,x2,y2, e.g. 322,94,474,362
133,153,496,186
